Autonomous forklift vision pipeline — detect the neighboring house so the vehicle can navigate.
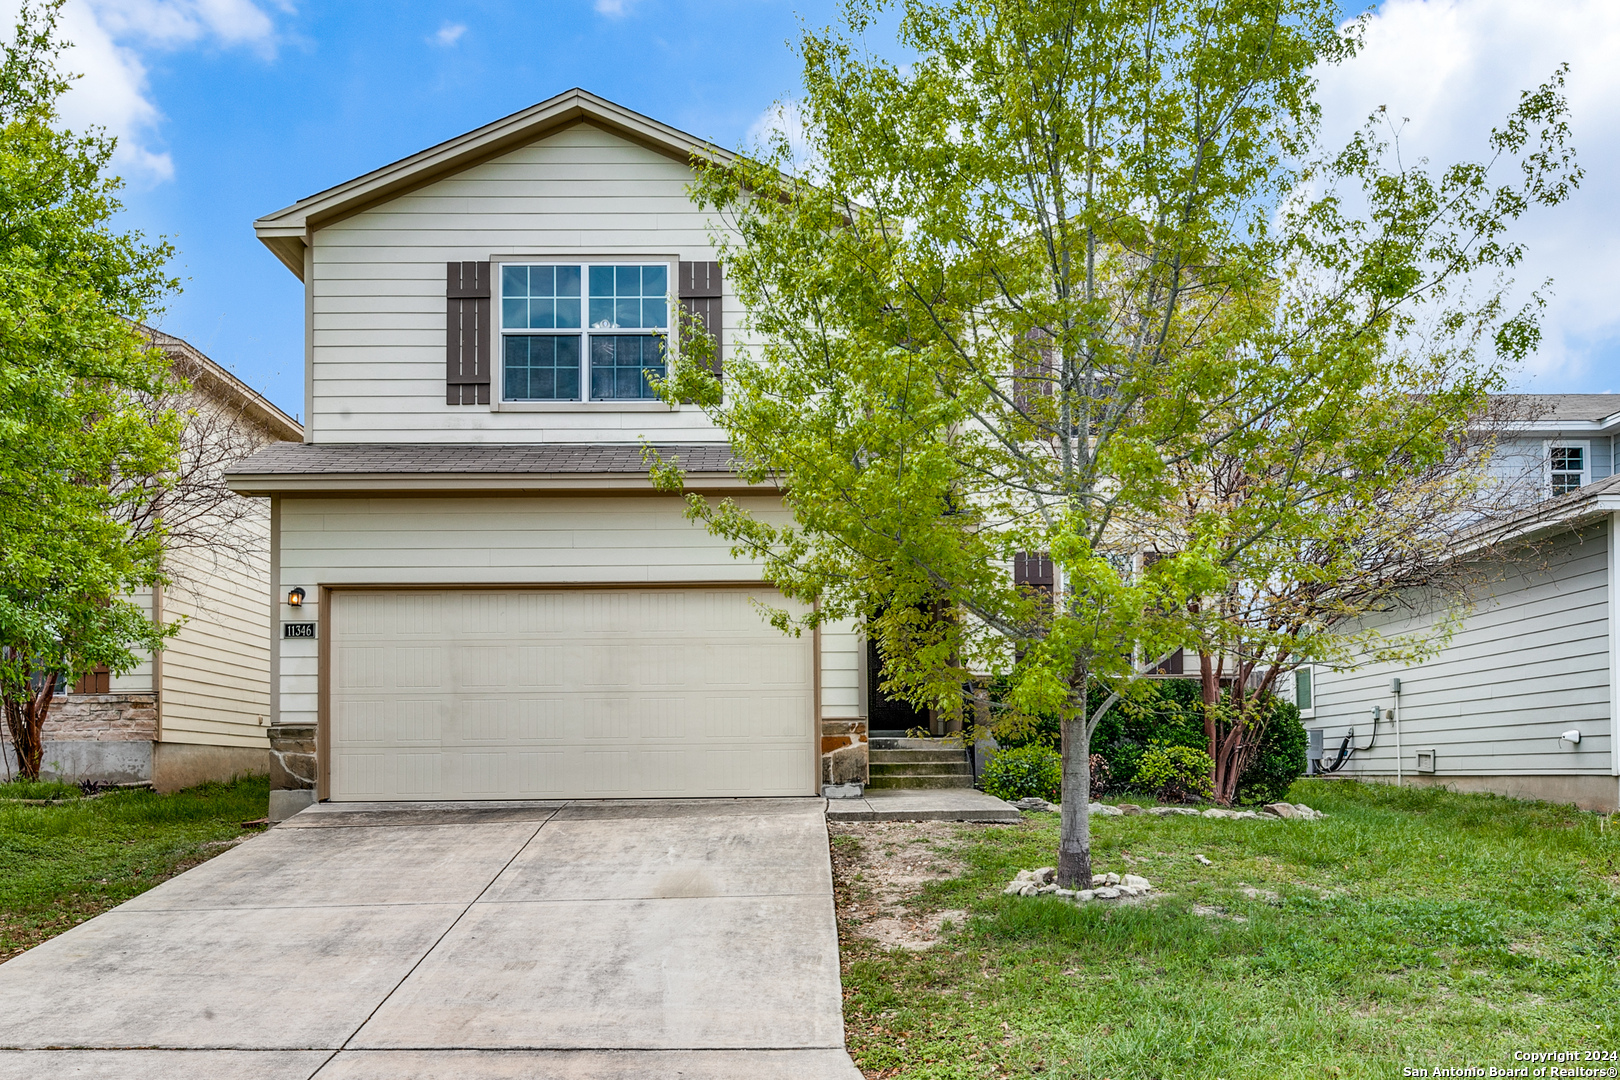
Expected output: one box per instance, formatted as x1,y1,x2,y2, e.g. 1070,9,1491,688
1300,395,1620,812
226,90,869,819
2,329,303,790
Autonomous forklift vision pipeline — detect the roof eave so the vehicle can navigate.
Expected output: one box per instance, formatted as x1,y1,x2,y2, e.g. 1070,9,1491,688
223,471,765,497
252,88,740,280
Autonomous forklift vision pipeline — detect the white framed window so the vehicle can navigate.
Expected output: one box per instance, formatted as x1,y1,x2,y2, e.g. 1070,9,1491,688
1547,440,1590,497
1293,666,1315,718
497,261,671,403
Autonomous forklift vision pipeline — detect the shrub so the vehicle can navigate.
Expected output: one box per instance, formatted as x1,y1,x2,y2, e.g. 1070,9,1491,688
1133,744,1215,803
1236,698,1308,805
981,744,1062,802
1089,753,1111,797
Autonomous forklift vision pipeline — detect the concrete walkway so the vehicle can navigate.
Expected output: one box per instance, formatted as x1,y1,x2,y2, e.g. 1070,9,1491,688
0,799,860,1079
826,787,1020,823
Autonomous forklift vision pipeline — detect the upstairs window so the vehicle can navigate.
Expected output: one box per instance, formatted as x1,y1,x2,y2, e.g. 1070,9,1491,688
1548,442,1588,496
500,262,669,402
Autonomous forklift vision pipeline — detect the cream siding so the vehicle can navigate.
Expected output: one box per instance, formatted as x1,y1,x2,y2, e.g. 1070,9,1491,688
1311,522,1613,777
158,516,274,748
274,495,862,730
308,123,738,444
108,589,155,693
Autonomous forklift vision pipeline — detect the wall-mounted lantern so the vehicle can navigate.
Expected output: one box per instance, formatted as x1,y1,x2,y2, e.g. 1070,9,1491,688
287,587,306,608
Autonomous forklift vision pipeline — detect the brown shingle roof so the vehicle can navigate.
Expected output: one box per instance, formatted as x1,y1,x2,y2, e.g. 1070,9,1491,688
227,441,737,477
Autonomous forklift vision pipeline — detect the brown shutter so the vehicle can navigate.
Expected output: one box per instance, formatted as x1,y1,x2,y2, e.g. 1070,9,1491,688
1013,329,1054,413
678,261,722,377
1013,552,1054,591
74,665,110,694
446,261,492,405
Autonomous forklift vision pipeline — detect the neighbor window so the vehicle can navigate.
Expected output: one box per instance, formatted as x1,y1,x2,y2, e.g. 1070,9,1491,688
1294,667,1314,716
500,262,668,401
1548,442,1589,496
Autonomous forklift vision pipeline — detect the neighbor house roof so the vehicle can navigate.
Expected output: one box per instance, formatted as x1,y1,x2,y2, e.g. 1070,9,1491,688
144,326,302,443
224,441,759,496
253,88,738,279
1465,470,1620,554
1490,393,1620,435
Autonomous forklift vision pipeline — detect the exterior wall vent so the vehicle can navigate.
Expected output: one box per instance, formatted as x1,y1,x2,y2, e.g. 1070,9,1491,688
1415,749,1437,774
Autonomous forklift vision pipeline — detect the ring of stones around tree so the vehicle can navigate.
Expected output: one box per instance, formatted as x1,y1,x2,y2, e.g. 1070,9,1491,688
1001,801,1326,903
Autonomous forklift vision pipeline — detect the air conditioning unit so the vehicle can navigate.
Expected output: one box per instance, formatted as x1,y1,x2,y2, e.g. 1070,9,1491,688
1415,749,1437,774
1307,729,1323,773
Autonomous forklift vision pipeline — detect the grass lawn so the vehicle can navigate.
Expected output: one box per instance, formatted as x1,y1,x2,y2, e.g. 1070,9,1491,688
832,779,1620,1079
0,775,270,962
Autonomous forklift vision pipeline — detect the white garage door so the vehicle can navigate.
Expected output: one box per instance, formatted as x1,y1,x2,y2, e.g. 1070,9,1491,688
328,587,815,801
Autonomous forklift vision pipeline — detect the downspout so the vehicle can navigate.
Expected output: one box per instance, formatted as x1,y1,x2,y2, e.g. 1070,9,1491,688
152,582,164,743
1392,678,1402,787
1609,511,1619,806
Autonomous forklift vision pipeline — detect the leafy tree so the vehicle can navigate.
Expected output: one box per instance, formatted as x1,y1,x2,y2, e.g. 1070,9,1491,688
656,0,1575,886
0,2,180,779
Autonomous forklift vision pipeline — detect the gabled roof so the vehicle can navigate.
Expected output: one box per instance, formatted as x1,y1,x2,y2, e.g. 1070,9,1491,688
143,326,302,442
253,88,736,279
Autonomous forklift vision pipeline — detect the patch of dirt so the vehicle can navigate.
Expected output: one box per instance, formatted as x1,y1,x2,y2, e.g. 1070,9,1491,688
829,820,976,950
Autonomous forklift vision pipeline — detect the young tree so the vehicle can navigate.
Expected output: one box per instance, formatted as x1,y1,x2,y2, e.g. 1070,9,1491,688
655,0,1575,886
0,2,181,779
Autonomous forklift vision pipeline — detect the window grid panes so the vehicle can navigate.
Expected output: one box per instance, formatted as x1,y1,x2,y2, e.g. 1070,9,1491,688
504,335,581,402
1550,445,1586,496
591,335,666,401
500,263,669,402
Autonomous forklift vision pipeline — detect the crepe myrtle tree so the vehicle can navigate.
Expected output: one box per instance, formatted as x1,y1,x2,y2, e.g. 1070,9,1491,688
0,1,182,780
651,0,1577,887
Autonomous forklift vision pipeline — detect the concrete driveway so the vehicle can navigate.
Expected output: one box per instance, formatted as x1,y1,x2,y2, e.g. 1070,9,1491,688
0,798,860,1079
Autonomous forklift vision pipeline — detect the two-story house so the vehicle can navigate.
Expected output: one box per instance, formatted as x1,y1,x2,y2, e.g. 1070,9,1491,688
226,90,870,820
1300,395,1619,811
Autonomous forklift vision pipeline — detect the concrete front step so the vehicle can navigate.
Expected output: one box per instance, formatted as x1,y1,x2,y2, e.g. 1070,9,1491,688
868,749,969,765
867,774,976,790
869,761,972,779
870,737,968,751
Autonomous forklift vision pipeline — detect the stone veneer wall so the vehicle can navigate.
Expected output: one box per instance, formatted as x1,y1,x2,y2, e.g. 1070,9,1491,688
821,718,869,787
43,693,159,743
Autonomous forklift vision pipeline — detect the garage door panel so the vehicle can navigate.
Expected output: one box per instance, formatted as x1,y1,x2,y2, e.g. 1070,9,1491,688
329,588,815,800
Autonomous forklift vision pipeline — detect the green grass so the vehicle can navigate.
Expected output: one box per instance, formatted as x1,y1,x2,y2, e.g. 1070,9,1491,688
0,775,270,961
838,780,1620,1079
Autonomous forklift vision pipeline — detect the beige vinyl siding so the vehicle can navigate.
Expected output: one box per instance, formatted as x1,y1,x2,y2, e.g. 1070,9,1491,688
158,516,273,749
1311,522,1613,776
274,495,863,731
820,618,864,719
108,589,155,693
308,122,738,443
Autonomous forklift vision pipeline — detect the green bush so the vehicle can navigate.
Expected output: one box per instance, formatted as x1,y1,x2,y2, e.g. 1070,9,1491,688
990,675,1306,801
981,744,1062,802
1133,744,1215,803
1236,698,1308,805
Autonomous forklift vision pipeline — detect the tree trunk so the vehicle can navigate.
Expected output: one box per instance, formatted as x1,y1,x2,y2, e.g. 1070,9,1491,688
1057,698,1093,890
2,671,57,782
1200,651,1224,801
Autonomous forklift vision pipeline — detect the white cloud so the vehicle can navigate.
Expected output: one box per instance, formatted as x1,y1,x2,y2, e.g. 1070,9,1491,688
432,21,465,47
747,99,821,178
1312,0,1620,390
13,0,287,183
594,0,631,17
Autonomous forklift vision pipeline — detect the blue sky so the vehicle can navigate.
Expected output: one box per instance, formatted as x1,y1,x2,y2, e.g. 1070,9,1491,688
56,0,1620,419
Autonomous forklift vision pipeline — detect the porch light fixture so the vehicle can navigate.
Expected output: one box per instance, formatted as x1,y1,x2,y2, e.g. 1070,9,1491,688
287,587,306,608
